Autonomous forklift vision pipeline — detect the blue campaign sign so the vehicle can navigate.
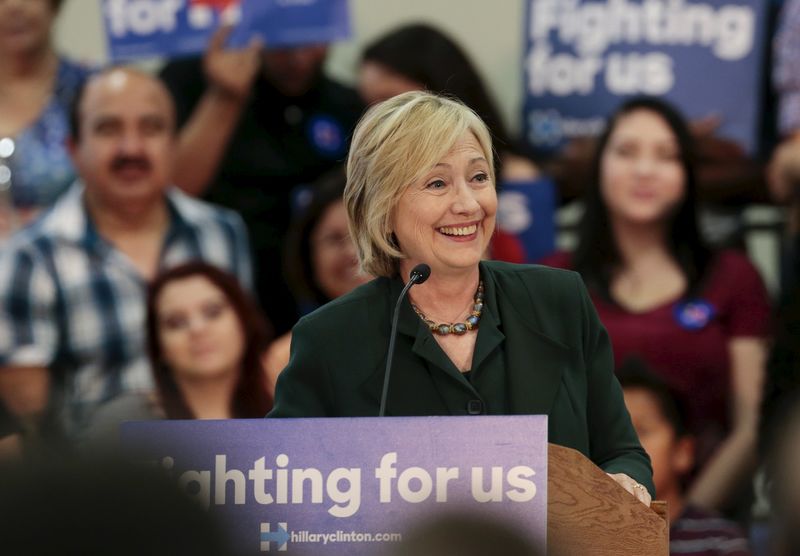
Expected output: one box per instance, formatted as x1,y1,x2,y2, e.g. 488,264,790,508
522,0,769,154
121,416,548,554
497,177,557,263
102,0,351,61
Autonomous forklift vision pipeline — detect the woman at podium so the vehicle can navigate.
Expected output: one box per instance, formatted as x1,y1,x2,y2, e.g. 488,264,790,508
270,91,653,504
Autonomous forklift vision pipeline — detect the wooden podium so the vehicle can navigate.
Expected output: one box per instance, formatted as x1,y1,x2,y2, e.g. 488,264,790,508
548,443,669,555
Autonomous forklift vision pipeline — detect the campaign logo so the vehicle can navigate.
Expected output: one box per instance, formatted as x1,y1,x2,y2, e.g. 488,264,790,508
260,522,290,552
673,300,716,331
187,0,241,29
527,109,563,147
103,0,240,38
307,115,346,158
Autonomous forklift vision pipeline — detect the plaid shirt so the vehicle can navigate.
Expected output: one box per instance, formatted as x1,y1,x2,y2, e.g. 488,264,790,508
0,182,252,436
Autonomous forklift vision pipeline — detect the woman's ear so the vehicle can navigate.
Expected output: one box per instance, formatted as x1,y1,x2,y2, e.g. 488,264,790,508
672,435,696,477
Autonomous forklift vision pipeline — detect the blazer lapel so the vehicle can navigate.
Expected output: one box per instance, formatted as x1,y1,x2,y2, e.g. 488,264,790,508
359,277,473,415
491,268,571,415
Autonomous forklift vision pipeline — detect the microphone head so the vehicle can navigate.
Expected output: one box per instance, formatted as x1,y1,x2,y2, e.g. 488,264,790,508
409,263,431,284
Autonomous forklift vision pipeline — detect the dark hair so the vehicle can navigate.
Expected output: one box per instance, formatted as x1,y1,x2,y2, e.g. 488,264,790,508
361,24,517,160
284,166,347,307
146,262,273,418
616,356,689,438
572,96,711,299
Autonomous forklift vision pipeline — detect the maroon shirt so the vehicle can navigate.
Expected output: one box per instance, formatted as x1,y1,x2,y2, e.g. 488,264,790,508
540,250,770,462
670,505,751,555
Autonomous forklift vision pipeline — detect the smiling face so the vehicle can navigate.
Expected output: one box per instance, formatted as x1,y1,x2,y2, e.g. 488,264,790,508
155,275,246,383
69,69,176,211
392,131,496,279
600,109,686,227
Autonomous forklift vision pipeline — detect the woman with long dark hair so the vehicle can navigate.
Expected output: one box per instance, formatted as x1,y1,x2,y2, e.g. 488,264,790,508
543,97,770,512
146,262,273,419
357,23,538,182
262,168,370,394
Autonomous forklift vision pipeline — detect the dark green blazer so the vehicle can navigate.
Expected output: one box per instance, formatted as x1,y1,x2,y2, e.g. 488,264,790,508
270,260,653,495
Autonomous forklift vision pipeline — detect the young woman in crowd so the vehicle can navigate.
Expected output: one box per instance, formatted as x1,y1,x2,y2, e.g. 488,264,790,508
358,23,538,183
262,168,370,393
542,97,771,512
85,262,273,444
146,262,273,419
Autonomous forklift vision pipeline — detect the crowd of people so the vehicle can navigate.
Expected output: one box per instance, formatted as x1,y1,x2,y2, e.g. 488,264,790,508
2,0,800,554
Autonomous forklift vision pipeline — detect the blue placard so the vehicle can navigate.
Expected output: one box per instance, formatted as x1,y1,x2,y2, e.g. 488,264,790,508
101,0,351,61
121,416,548,555
497,177,557,263
522,0,769,155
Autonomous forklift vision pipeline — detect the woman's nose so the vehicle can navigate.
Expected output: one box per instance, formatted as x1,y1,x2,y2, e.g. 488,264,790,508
451,180,480,214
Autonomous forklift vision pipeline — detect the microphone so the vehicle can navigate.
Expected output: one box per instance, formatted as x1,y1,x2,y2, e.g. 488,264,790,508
379,263,431,417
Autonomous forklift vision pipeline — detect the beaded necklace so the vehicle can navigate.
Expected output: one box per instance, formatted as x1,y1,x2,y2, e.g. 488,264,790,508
411,280,484,336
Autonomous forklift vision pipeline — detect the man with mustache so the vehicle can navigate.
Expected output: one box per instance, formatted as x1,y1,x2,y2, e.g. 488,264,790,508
0,67,252,448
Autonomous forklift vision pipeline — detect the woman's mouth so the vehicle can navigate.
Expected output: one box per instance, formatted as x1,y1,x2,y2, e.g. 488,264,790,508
438,223,478,237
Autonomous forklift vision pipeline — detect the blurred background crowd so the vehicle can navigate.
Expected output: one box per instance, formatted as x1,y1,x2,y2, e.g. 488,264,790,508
2,0,800,554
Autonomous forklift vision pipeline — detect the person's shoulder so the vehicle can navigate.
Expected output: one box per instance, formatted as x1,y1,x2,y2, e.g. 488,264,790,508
3,185,86,256
483,259,580,288
168,188,245,229
537,250,573,269
297,277,390,329
706,248,767,295
712,248,760,274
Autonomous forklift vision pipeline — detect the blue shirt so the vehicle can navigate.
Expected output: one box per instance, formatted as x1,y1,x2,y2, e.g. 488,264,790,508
0,182,252,437
5,58,91,209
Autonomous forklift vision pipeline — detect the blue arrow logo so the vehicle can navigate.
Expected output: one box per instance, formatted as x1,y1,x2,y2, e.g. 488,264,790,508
260,522,289,552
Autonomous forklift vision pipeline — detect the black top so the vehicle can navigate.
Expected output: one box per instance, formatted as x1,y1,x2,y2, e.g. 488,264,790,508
159,57,364,332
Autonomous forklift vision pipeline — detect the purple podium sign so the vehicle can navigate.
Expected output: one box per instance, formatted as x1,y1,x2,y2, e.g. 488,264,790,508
121,415,548,554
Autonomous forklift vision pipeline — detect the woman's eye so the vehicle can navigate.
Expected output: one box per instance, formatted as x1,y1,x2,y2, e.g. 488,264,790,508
202,302,226,320
162,315,188,330
473,173,489,183
426,179,446,190
614,144,636,157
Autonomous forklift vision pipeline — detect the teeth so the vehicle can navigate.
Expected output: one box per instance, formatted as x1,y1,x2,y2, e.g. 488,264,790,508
439,224,478,236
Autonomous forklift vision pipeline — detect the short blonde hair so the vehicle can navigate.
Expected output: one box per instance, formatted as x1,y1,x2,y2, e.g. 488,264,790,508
345,91,495,277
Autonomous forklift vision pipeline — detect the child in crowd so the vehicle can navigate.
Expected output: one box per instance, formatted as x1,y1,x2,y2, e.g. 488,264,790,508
618,358,751,556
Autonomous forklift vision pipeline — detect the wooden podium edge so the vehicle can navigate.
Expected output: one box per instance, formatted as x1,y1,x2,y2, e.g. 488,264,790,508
547,443,669,556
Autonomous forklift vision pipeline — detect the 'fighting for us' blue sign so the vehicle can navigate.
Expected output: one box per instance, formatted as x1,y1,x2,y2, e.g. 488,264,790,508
522,0,768,155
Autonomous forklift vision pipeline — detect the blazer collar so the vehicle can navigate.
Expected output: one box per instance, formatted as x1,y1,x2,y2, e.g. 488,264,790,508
359,264,571,416
486,262,569,415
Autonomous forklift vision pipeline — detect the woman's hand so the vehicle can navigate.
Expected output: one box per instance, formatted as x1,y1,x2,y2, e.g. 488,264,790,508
607,472,652,506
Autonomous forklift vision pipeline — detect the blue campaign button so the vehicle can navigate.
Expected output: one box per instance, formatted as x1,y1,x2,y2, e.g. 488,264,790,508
673,299,716,331
306,115,345,158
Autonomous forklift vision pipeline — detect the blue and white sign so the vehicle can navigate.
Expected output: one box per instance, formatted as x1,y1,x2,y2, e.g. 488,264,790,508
121,416,548,555
102,0,351,61
522,0,769,154
498,177,557,263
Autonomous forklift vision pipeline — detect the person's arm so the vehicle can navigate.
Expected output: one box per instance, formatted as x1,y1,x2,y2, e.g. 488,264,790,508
171,27,262,197
268,316,335,417
0,247,58,437
0,366,50,435
687,337,766,509
575,273,654,504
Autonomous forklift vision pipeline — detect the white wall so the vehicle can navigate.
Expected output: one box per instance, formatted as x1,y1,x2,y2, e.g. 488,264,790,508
53,0,527,133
